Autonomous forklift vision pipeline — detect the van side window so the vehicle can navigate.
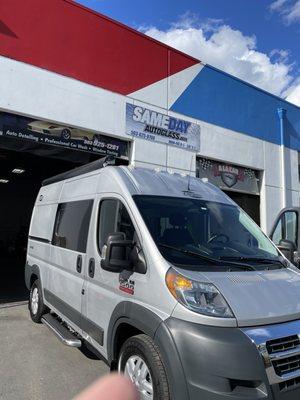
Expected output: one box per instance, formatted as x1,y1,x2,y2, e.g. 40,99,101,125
52,200,93,253
272,217,283,245
98,199,135,252
284,211,298,245
271,212,298,246
117,203,135,242
98,199,119,251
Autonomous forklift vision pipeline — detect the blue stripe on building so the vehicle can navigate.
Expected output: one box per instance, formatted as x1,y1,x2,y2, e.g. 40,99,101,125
171,65,300,151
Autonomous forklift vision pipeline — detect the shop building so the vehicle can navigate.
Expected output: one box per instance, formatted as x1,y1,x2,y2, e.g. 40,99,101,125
0,0,299,301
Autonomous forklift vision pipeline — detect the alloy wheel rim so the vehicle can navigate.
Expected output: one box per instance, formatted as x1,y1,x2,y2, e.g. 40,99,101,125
122,355,153,400
31,287,39,315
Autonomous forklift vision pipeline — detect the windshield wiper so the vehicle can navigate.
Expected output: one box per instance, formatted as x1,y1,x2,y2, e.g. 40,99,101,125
220,256,285,268
158,243,256,271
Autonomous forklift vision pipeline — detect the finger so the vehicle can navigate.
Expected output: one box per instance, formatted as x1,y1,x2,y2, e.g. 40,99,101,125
73,374,139,400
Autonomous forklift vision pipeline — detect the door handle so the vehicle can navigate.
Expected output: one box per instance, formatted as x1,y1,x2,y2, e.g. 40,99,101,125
88,258,95,278
76,255,82,273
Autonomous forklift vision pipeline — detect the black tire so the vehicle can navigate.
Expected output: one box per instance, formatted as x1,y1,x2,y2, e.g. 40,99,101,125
118,334,170,400
61,128,71,140
29,279,47,323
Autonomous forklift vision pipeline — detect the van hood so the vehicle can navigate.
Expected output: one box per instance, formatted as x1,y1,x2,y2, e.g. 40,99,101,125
175,267,300,327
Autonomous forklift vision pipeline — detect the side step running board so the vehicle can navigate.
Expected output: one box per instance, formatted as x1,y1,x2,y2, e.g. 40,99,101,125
42,313,81,348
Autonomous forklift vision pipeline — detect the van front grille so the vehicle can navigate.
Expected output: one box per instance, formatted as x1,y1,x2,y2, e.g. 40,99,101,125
279,376,300,392
242,321,300,390
266,335,300,354
273,354,300,376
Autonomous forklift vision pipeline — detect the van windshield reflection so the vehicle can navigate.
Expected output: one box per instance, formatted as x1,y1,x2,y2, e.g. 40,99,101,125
133,195,281,269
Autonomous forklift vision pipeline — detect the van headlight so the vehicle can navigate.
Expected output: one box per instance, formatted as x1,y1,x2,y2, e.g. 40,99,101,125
166,268,234,318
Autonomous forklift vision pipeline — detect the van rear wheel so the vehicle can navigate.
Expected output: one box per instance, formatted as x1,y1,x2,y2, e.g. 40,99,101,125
29,279,47,323
118,334,170,400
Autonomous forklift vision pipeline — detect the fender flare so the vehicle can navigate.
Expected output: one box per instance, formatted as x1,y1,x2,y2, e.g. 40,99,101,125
24,262,41,290
107,302,189,400
107,301,162,363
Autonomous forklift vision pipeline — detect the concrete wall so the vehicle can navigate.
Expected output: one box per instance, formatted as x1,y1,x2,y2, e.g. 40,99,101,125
0,56,299,233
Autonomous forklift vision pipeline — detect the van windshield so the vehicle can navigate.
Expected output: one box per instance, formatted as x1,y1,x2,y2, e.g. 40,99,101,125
133,195,281,269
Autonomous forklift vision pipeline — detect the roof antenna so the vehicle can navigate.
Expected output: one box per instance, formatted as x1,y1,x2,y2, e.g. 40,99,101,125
187,155,194,191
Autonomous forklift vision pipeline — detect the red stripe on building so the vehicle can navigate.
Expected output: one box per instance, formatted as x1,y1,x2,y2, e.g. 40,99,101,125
0,0,199,95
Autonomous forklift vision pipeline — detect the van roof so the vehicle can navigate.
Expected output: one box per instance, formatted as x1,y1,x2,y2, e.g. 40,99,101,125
42,156,232,205
119,166,232,204
42,156,127,186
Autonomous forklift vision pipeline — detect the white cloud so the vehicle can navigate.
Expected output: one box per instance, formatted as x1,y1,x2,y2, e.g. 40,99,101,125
269,0,289,12
140,18,300,106
286,1,300,23
285,79,300,105
269,0,300,24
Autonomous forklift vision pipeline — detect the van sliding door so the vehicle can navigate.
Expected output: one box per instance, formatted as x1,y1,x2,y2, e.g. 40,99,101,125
47,199,93,333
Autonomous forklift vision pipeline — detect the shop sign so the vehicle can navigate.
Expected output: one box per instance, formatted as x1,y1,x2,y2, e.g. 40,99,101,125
197,158,259,194
126,103,200,151
0,112,128,158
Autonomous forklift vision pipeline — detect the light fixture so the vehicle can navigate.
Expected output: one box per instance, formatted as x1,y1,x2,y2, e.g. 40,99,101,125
0,179,9,183
12,168,25,174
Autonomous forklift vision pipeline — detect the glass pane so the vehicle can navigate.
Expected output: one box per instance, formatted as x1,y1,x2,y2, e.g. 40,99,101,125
117,203,135,241
99,199,118,251
285,212,297,244
272,218,283,245
52,200,93,253
134,195,279,268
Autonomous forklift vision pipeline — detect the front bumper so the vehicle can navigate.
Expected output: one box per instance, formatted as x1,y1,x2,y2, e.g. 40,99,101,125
155,317,300,400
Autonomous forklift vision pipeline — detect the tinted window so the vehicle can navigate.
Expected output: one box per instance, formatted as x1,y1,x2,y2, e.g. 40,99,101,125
134,195,279,268
98,199,135,252
98,199,118,251
272,218,283,245
285,211,298,244
117,203,135,241
52,200,93,252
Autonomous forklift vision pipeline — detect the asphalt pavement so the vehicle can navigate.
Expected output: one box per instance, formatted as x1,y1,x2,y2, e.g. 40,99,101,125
0,304,108,400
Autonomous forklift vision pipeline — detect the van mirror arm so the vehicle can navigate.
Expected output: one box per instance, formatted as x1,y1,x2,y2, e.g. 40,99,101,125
130,244,147,274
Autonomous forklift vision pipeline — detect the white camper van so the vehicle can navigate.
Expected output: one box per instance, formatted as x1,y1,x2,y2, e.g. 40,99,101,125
26,156,300,400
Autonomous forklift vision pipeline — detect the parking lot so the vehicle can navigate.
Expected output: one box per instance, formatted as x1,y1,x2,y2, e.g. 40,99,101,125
0,304,108,400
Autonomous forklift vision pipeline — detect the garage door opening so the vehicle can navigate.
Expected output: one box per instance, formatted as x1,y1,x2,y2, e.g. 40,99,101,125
197,157,261,226
223,191,260,226
0,148,79,304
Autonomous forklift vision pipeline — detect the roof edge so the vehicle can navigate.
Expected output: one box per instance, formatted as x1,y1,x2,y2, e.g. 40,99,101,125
206,64,300,111
68,0,200,65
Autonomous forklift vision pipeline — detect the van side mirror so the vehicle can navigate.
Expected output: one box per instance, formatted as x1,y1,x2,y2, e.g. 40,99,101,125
101,233,134,273
278,239,297,264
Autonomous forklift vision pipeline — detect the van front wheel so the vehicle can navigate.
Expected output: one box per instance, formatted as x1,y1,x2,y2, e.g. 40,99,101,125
118,334,170,400
29,280,47,323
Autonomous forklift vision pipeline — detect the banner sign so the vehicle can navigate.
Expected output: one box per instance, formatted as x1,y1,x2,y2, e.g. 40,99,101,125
197,158,259,194
0,112,129,158
126,103,200,151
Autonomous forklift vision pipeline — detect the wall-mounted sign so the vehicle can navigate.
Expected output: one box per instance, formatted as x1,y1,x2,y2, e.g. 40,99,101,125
0,112,129,158
197,157,259,194
126,103,200,151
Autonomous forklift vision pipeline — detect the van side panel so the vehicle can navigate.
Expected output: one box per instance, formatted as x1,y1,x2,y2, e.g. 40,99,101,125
46,183,96,336
36,182,63,203
26,199,58,292
60,175,99,201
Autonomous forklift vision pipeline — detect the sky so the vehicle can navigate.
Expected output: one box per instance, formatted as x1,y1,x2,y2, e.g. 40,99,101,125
76,0,300,107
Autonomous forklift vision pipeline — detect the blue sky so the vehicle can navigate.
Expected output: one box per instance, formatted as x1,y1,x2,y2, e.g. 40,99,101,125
76,0,300,106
